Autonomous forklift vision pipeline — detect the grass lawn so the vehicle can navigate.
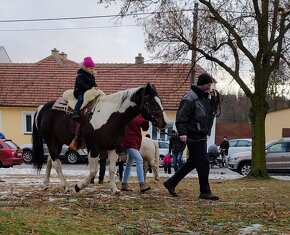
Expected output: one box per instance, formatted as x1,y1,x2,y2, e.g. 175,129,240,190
0,175,289,234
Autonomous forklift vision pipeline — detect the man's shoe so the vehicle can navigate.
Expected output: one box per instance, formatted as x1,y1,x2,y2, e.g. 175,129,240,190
199,193,219,201
140,183,151,193
121,183,133,191
163,181,178,197
98,180,104,184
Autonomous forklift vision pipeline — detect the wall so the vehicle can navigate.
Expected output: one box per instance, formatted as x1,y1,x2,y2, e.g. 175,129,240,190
0,107,36,145
215,123,252,144
265,109,290,142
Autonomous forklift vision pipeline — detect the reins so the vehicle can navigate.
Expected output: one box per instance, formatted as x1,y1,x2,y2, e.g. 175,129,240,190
156,128,208,143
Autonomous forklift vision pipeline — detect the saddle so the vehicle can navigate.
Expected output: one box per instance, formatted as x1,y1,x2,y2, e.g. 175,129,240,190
52,88,106,116
52,89,106,151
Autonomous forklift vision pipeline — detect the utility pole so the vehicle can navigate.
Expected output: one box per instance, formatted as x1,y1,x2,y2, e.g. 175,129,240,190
190,2,199,85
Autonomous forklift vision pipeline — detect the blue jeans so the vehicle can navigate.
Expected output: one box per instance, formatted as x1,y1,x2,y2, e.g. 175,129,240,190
172,151,183,172
122,148,144,184
74,94,84,113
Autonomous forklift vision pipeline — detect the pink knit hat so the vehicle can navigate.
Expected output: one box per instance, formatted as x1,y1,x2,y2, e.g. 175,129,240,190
82,57,95,68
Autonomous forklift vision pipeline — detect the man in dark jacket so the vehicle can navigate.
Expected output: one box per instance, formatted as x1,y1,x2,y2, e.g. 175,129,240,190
164,73,219,200
169,130,185,172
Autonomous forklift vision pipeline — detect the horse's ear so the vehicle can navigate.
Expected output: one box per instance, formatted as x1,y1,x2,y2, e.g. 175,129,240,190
145,83,151,93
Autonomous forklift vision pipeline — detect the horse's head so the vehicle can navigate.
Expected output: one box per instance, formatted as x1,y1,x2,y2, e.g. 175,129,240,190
139,83,168,129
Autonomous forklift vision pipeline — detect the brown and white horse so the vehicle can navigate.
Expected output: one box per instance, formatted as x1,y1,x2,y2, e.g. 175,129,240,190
32,83,168,194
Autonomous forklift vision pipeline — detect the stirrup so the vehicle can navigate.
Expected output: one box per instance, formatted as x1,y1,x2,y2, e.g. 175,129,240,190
68,138,78,150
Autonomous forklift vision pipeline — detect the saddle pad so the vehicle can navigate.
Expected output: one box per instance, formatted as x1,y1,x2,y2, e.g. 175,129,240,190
63,88,106,110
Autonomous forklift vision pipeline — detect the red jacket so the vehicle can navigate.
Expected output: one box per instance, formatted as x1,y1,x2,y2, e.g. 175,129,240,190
122,115,149,150
162,154,173,165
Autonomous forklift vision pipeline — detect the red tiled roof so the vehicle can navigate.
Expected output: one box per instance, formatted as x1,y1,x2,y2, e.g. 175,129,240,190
0,54,204,110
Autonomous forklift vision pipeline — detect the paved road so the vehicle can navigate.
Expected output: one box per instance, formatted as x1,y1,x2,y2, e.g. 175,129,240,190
1,163,242,180
2,163,289,180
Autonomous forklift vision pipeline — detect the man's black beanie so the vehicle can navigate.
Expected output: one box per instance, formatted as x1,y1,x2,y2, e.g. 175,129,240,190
197,73,213,86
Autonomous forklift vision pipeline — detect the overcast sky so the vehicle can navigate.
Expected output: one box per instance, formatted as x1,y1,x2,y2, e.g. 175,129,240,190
0,0,150,64
0,0,249,93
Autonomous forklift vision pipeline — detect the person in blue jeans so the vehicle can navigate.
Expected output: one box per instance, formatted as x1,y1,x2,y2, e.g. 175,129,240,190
169,130,185,172
121,114,151,193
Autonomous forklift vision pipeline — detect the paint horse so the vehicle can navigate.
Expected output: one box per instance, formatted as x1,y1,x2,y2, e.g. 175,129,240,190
32,83,168,194
140,137,160,181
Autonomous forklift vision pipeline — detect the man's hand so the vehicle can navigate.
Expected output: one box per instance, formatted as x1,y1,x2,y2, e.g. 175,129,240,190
179,135,187,143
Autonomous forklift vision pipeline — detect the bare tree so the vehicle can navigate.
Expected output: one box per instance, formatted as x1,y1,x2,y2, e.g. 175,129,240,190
99,0,290,178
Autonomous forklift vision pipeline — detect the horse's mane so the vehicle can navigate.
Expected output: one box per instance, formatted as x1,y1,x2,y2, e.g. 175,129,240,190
98,86,141,107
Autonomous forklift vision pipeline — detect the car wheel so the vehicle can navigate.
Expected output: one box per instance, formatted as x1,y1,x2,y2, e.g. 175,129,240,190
65,151,79,164
239,162,251,176
23,150,33,164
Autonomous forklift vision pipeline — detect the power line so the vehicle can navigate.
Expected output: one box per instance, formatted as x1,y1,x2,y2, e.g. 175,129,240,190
0,24,139,32
0,9,193,23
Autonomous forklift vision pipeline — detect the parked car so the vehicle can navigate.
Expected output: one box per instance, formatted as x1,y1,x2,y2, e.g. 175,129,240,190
158,140,169,161
227,138,290,176
20,143,88,164
220,138,252,160
0,139,24,167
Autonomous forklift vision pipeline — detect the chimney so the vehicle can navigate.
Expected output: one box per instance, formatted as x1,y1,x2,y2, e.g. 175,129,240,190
59,52,67,59
51,48,59,57
135,53,144,64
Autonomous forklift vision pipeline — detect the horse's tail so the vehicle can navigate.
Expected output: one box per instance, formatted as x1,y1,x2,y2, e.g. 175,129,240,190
153,140,160,168
32,106,45,173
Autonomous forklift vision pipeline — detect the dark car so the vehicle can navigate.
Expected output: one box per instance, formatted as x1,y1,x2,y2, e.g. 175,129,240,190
0,139,24,167
20,143,88,164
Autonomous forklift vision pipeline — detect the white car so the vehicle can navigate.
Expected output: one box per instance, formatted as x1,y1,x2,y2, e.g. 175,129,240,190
227,138,252,158
158,140,169,160
20,143,88,164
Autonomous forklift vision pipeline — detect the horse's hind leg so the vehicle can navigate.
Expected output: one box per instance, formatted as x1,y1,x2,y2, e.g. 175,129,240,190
108,150,119,194
75,152,98,192
43,155,52,190
143,158,149,181
147,157,159,182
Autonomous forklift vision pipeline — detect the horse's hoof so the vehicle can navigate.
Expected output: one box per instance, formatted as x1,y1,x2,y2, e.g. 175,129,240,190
64,189,71,194
113,190,121,196
75,184,81,193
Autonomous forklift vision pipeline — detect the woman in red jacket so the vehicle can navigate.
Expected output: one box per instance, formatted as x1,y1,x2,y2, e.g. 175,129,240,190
121,114,151,193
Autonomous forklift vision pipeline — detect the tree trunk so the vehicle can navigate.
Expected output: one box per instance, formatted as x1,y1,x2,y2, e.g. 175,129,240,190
248,85,269,178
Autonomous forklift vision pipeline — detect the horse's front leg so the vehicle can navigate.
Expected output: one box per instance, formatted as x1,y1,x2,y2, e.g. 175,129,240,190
52,158,69,193
108,150,119,195
75,152,99,192
43,155,52,190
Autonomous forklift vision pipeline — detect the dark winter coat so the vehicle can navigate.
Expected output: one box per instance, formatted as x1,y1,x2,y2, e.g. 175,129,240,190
73,68,97,98
176,84,215,141
122,115,149,150
220,140,229,155
169,135,185,153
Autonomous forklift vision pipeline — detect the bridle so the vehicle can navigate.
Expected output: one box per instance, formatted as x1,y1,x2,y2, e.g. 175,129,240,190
140,95,164,127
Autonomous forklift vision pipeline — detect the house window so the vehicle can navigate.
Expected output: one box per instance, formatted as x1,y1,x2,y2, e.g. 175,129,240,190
23,112,34,134
282,128,290,138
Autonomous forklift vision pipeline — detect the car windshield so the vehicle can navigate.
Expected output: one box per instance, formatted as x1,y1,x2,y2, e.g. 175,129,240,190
4,140,18,149
159,142,169,149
